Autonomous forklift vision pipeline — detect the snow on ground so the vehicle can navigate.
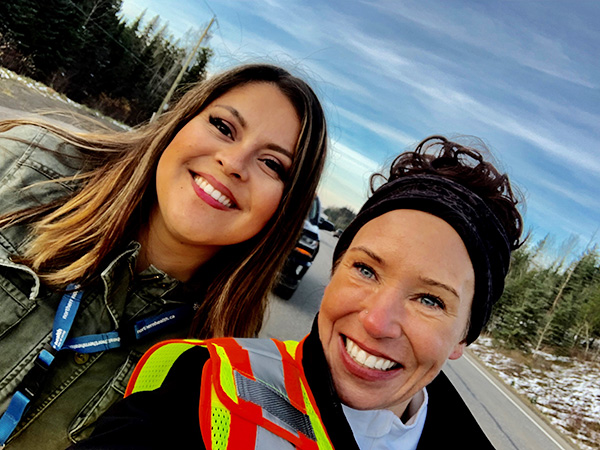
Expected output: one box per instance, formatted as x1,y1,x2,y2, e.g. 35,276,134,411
470,337,600,450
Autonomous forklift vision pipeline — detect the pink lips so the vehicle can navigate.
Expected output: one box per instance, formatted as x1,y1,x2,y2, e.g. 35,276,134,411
190,171,238,210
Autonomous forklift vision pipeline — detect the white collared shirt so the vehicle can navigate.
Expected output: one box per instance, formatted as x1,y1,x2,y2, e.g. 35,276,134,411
341,388,429,450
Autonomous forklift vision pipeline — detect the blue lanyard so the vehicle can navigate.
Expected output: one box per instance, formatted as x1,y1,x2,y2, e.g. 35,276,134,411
0,284,82,446
133,305,192,340
50,286,84,350
0,287,192,446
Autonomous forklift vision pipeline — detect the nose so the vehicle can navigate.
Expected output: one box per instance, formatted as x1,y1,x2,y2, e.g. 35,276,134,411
216,145,250,180
360,289,403,339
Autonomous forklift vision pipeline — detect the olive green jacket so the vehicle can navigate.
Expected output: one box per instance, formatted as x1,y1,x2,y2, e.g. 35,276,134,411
0,125,196,449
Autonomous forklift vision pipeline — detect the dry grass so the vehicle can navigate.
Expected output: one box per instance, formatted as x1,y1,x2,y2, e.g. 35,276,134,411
470,336,600,450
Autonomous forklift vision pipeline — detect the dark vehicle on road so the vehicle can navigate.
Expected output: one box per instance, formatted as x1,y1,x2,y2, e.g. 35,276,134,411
274,196,330,299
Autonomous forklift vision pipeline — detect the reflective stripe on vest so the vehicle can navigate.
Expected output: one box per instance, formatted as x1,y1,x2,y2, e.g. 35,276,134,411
126,338,334,450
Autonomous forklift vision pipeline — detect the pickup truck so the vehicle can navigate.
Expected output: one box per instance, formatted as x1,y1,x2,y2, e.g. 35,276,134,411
273,196,333,299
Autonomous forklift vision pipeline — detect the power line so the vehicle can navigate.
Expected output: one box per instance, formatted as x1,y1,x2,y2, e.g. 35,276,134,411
152,16,215,122
64,0,153,70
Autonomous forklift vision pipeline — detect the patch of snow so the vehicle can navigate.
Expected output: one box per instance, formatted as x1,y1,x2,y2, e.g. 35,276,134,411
470,337,600,450
1,67,129,130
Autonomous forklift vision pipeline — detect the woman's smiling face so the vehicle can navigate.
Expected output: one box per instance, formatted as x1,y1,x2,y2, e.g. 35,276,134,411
152,82,300,252
318,209,475,417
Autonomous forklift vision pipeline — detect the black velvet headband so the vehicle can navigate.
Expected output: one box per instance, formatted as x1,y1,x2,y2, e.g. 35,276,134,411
332,174,511,344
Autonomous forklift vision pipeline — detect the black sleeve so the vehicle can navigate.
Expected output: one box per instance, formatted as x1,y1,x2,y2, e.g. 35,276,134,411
68,346,210,450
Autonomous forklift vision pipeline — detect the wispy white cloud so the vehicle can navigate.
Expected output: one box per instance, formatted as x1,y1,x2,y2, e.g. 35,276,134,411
319,140,381,210
217,0,327,47
527,189,598,245
529,174,600,214
322,44,600,180
206,14,374,102
462,100,600,177
370,0,597,88
335,106,416,147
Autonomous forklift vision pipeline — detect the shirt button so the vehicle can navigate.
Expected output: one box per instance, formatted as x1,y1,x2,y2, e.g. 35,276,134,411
74,353,90,365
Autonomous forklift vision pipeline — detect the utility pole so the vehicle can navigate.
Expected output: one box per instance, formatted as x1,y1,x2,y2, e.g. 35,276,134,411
151,16,215,122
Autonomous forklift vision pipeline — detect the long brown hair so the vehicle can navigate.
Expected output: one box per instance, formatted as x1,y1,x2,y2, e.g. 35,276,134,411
0,63,328,338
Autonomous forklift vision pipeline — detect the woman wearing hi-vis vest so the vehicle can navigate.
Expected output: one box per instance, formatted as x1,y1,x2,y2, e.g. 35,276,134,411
0,64,328,449
71,136,523,450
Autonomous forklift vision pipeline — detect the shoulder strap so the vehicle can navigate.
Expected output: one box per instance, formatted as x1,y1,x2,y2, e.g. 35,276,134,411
206,338,334,450
125,339,206,396
124,337,334,449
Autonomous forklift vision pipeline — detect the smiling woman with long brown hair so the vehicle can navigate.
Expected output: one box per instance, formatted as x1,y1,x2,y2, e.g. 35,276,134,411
0,63,327,449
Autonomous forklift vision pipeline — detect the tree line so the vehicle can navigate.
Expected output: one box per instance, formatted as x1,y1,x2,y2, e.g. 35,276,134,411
0,0,212,125
488,237,600,357
323,206,356,231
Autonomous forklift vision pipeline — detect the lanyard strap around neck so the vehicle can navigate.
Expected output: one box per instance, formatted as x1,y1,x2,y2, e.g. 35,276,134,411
0,285,82,446
0,287,192,446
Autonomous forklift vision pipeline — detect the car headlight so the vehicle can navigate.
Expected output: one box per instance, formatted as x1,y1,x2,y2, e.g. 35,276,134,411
299,234,318,249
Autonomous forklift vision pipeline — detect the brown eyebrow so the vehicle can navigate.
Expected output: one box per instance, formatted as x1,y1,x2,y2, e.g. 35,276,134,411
347,246,384,265
212,105,294,160
265,144,294,160
419,276,460,299
214,105,247,128
348,246,460,299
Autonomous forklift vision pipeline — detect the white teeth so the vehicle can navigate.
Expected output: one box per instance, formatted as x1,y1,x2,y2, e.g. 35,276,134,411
345,337,397,371
356,349,367,365
193,175,233,208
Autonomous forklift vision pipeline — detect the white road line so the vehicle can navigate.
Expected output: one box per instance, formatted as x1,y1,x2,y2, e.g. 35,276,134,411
463,352,571,450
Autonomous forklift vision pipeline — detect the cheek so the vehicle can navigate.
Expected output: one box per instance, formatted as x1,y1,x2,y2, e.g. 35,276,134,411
435,330,466,364
253,185,284,224
154,156,168,198
406,319,457,360
318,280,353,327
317,286,339,334
155,147,178,187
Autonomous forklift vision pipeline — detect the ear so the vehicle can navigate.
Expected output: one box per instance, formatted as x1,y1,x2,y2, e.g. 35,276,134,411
448,340,466,360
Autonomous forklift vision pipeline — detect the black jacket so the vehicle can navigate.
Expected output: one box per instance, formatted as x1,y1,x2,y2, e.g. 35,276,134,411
71,321,494,449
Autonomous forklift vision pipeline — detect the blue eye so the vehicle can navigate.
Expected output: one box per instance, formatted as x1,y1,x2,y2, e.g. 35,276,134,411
419,295,445,310
209,116,233,138
354,262,375,279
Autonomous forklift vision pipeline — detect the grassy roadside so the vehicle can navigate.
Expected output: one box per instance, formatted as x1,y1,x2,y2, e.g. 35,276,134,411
470,337,598,450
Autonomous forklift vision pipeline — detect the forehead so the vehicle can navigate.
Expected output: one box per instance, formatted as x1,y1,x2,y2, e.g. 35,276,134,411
348,210,474,278
213,82,289,107
352,209,455,240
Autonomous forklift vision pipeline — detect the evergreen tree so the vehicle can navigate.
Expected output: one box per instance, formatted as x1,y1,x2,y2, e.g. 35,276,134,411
546,250,600,351
0,1,212,124
65,0,124,101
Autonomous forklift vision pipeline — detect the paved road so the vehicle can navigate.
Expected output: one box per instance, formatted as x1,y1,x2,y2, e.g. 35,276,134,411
261,232,579,450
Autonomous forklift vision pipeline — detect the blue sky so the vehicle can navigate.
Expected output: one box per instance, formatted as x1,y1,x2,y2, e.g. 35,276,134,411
121,0,599,259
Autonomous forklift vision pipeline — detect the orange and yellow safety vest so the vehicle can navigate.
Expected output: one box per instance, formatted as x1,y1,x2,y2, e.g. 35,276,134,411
126,337,335,449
